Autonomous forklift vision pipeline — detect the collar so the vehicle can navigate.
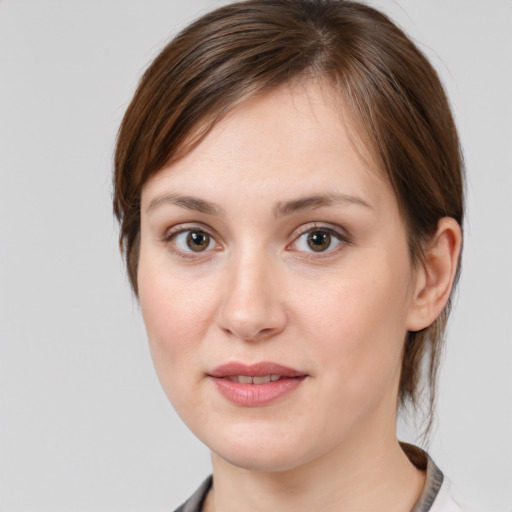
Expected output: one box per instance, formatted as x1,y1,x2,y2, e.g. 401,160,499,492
401,442,445,512
177,444,444,512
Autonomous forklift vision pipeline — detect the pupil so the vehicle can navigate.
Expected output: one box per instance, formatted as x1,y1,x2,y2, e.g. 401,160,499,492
307,231,331,252
187,231,209,252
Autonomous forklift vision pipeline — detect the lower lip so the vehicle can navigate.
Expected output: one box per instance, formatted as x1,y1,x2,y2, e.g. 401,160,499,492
210,376,307,407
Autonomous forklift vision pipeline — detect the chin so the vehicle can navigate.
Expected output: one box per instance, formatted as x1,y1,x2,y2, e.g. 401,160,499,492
214,445,305,473
201,421,320,473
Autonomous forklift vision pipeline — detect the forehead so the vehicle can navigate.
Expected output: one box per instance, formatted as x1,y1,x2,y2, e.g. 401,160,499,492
141,81,391,211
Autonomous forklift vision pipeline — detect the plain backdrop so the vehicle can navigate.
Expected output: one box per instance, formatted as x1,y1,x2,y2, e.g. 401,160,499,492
0,1,511,511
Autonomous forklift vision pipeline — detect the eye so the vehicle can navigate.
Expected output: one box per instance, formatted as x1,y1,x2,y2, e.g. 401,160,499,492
291,227,344,254
170,229,217,254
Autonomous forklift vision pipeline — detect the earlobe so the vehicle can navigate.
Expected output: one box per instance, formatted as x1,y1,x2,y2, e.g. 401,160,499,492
406,217,462,332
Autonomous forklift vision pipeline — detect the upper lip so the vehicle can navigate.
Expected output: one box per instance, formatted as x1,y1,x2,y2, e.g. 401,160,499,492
208,361,306,378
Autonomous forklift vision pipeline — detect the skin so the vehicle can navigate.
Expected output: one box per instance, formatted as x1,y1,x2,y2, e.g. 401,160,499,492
137,81,462,512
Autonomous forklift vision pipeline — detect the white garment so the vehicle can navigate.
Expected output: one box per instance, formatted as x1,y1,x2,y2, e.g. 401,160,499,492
430,478,482,512
175,451,489,512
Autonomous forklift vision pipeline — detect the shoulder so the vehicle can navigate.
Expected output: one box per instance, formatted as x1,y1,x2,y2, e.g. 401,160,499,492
430,478,486,512
172,476,212,512
401,443,487,512
173,467,489,512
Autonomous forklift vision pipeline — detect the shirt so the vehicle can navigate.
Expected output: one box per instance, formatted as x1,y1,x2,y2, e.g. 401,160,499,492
173,444,473,512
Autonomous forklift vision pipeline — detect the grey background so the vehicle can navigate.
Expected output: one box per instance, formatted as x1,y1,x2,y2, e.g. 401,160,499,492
0,0,511,510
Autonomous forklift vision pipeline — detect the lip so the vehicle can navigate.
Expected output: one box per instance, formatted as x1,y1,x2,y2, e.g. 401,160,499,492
208,361,308,407
209,361,306,378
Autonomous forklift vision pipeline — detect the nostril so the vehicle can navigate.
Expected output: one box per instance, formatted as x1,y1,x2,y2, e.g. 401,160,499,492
217,261,287,341
219,309,286,342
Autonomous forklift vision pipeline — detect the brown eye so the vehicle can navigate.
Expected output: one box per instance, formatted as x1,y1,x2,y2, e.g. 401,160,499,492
307,230,332,252
186,231,211,252
165,226,217,261
291,227,344,255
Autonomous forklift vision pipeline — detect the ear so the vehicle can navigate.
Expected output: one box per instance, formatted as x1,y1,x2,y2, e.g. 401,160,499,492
406,217,462,332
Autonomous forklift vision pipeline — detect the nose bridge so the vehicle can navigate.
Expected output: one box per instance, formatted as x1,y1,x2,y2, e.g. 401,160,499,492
218,244,286,341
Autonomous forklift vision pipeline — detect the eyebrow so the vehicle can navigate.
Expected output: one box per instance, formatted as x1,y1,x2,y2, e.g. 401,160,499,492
146,192,371,216
273,193,372,217
146,194,224,216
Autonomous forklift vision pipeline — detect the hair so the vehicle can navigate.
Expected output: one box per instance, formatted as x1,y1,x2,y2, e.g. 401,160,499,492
113,0,464,436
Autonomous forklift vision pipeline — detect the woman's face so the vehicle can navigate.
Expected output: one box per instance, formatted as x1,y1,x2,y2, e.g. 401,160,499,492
138,82,419,472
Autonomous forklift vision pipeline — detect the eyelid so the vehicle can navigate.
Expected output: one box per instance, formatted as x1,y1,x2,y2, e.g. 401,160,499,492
287,223,350,255
160,221,350,259
292,222,349,238
162,223,222,258
163,221,221,238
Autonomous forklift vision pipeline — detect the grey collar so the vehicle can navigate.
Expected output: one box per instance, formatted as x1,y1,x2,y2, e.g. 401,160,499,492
176,444,444,512
401,443,445,512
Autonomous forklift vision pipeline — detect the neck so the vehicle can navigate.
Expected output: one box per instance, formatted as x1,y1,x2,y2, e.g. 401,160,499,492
204,419,425,512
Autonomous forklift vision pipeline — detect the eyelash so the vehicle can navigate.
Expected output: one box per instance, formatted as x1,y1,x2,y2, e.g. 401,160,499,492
288,224,349,258
162,224,221,259
162,223,349,259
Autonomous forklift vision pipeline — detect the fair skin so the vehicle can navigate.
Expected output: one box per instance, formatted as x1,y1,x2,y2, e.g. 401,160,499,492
137,82,462,512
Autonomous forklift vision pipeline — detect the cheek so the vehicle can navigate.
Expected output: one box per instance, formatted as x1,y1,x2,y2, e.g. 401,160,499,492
137,265,217,427
297,250,412,400
137,252,217,389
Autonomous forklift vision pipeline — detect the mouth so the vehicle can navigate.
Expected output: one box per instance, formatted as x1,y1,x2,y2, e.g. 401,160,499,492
208,362,308,406
222,374,286,384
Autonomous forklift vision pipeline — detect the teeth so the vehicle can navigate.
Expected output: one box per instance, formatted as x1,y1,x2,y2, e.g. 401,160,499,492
224,375,283,384
252,375,271,384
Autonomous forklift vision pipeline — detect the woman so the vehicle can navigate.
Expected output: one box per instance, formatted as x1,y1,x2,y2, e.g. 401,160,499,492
114,1,469,510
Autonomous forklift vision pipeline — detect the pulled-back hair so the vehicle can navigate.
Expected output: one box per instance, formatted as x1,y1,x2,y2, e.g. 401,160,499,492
114,0,464,432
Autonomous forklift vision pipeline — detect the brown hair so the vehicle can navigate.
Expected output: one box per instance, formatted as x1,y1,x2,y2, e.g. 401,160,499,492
113,0,464,433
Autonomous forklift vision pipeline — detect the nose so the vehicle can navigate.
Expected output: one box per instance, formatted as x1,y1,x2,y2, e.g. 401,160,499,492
217,251,287,342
